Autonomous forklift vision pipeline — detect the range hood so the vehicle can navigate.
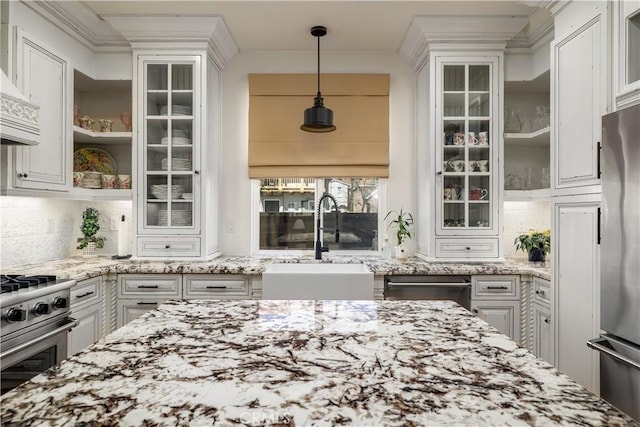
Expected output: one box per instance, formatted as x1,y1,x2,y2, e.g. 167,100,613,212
0,70,40,146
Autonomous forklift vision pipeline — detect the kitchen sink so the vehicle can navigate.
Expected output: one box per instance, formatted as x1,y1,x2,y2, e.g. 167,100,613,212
262,263,374,300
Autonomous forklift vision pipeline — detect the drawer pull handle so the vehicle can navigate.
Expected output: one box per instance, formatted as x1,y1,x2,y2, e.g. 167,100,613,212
206,286,228,289
544,318,550,324
137,285,159,289
165,245,171,249
136,302,158,306
487,286,508,290
76,291,95,299
535,290,545,295
465,247,471,250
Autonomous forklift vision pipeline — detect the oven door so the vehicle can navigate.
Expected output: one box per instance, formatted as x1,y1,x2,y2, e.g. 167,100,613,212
1,316,77,395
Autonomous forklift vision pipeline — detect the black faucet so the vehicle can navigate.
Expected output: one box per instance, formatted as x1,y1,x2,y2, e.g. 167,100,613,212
315,193,340,260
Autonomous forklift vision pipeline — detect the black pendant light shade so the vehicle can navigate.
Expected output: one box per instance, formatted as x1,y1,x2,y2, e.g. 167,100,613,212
301,26,336,133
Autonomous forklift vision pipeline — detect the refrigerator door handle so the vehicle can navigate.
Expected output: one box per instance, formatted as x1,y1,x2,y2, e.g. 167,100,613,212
588,337,640,370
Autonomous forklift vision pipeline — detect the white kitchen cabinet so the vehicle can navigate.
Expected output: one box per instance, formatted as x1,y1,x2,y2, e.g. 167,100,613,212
551,1,607,195
471,275,521,342
183,274,251,300
532,302,553,365
12,29,71,192
68,302,104,357
134,52,221,259
471,300,521,341
68,276,105,357
553,197,600,392
531,277,554,365
416,53,504,260
116,274,182,328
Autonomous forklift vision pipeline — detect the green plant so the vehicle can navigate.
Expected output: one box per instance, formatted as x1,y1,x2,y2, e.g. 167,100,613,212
77,207,106,249
384,209,414,246
514,229,550,254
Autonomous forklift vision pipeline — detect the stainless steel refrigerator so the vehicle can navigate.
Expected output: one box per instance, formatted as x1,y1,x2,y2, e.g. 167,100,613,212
588,102,640,421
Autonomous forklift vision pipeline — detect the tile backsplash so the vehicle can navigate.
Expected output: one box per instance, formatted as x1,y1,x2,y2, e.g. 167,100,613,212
503,200,551,260
0,197,132,269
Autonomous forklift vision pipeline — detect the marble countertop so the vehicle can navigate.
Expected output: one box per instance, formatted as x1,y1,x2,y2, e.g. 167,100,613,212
0,299,632,426
2,255,551,281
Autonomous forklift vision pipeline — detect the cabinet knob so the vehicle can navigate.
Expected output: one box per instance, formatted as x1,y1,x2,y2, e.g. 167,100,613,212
465,247,471,250
17,173,28,178
437,171,443,175
472,309,478,314
194,170,200,175
544,318,550,324
165,245,170,249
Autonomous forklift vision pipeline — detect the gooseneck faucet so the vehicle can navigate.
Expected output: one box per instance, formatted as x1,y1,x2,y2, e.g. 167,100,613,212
315,193,340,260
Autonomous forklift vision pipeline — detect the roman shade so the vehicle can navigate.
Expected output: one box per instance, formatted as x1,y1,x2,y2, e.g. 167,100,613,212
248,74,389,178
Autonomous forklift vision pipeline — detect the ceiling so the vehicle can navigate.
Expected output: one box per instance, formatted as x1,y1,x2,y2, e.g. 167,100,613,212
81,1,544,52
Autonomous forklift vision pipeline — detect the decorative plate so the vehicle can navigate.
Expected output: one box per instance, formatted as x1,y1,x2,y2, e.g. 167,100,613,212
73,148,117,175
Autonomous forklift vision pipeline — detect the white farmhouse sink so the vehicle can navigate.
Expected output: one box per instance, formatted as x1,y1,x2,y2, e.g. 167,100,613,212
262,263,374,300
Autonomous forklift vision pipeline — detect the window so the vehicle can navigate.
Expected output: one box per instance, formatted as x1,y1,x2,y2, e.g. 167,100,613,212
257,178,381,252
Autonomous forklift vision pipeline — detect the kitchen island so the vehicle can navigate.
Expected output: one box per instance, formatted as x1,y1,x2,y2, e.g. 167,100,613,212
0,299,633,426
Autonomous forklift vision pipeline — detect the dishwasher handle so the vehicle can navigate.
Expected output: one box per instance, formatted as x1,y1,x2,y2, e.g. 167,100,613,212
386,280,471,288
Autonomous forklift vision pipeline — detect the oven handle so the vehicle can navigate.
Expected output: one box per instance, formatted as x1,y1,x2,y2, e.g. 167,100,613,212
386,281,471,288
0,317,78,360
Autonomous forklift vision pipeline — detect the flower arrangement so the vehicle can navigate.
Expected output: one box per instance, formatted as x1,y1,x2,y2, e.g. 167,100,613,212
514,229,550,262
77,207,106,250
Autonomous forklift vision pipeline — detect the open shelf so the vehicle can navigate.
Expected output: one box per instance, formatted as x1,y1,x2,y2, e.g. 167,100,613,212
73,126,132,144
504,189,551,201
504,126,550,146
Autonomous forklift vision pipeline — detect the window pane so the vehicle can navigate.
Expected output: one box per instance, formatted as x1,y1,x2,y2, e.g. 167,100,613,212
259,179,316,250
323,178,379,251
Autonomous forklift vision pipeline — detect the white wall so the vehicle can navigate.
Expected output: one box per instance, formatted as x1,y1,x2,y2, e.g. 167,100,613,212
503,200,551,260
219,50,415,255
0,197,132,268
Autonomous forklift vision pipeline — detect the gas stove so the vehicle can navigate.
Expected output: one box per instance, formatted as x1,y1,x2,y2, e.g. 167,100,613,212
1,274,78,395
0,275,76,336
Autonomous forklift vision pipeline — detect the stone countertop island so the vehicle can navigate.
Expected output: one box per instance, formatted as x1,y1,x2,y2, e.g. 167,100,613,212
1,300,633,426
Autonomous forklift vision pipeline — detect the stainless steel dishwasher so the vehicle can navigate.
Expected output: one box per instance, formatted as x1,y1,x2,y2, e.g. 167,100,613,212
384,275,471,310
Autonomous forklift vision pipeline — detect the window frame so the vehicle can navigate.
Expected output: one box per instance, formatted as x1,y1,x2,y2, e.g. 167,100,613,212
251,179,387,256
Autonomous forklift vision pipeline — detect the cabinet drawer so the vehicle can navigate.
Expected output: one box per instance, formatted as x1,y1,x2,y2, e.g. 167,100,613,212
532,277,551,306
70,276,102,308
435,239,498,259
183,275,251,299
136,237,200,257
472,275,520,299
118,274,182,298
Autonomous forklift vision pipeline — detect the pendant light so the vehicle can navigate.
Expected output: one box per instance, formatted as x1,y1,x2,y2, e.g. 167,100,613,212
301,26,336,133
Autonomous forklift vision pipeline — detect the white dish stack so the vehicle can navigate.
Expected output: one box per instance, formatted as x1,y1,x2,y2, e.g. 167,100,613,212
150,184,182,200
157,209,192,226
159,105,193,116
160,158,192,171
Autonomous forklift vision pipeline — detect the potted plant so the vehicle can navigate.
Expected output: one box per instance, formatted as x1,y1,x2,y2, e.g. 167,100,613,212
77,207,106,255
514,229,550,262
384,209,414,259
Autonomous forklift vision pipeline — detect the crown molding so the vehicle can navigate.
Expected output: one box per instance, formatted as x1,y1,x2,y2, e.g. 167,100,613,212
506,11,554,50
101,15,239,66
400,15,529,69
24,1,129,51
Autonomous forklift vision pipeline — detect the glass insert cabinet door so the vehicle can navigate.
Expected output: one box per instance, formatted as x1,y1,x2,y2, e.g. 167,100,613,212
439,62,494,231
142,61,197,230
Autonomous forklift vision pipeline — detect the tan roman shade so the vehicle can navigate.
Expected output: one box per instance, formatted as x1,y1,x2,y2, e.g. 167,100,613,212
248,73,389,178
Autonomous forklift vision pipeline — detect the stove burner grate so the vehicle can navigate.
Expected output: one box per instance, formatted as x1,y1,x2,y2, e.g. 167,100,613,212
0,275,58,294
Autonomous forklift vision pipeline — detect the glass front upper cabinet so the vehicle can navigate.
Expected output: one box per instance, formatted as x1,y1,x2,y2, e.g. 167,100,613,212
440,63,493,230
143,62,195,229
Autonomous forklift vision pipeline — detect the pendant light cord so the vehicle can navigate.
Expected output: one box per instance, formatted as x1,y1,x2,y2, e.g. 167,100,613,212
316,35,321,95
